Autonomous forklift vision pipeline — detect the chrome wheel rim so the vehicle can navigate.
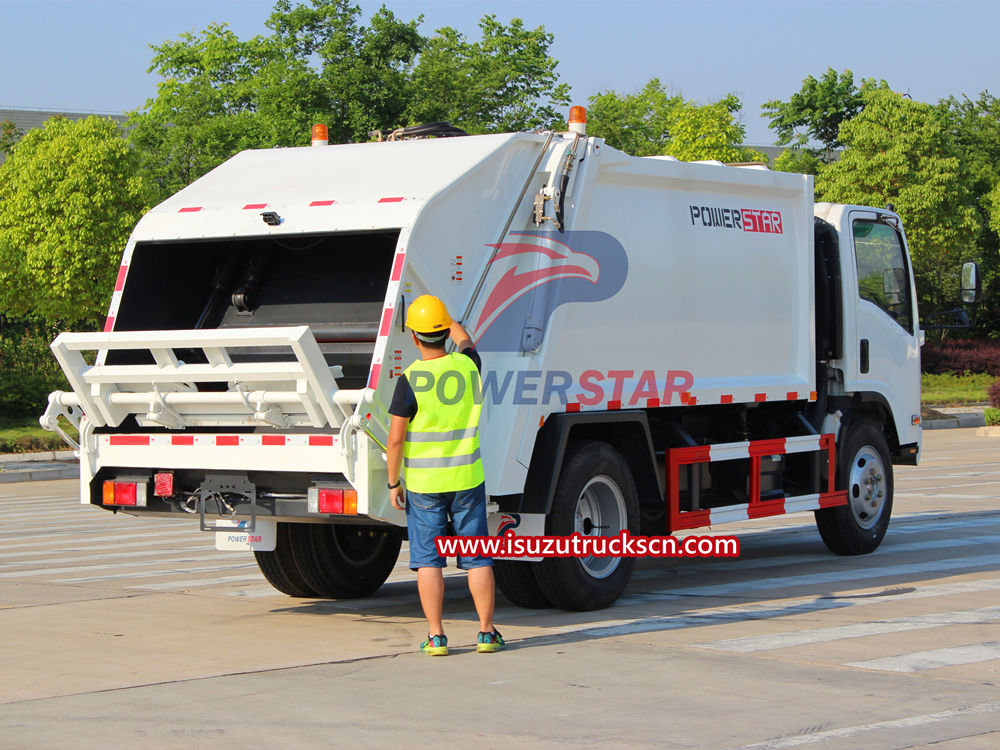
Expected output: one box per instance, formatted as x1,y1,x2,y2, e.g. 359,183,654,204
848,446,887,530
574,475,627,579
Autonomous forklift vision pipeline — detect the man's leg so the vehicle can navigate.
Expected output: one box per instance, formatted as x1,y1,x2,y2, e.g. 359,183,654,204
467,565,495,633
417,566,446,636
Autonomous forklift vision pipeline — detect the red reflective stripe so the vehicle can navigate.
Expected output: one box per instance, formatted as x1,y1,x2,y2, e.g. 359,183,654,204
367,363,382,389
104,316,115,332
646,398,660,408
262,435,285,446
171,435,194,446
390,252,405,281
786,391,799,401
688,396,698,405
755,393,767,402
243,203,268,210
216,436,239,446
378,197,405,203
720,394,733,404
114,266,128,292
608,400,621,410
309,435,334,447
671,509,712,530
819,490,847,508
310,200,336,206
748,500,786,519
378,307,394,337
179,207,203,213
109,435,150,446
749,438,787,456
566,402,581,413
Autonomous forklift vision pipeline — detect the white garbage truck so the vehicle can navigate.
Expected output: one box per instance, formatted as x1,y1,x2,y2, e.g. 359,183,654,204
42,112,926,610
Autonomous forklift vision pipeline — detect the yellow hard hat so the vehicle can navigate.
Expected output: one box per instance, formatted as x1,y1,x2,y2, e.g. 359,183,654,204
406,294,452,335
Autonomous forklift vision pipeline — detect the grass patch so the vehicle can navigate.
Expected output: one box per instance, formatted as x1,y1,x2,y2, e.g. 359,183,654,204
921,372,995,405
0,415,76,453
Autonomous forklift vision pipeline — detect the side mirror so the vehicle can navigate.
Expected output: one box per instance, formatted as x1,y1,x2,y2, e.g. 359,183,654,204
961,262,981,304
883,267,905,306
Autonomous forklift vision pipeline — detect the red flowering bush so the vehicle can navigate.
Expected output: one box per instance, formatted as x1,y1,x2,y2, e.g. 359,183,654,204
922,340,1000,376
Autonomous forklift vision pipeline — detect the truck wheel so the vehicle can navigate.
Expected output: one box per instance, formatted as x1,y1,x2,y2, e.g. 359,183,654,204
534,441,639,611
815,420,893,555
494,560,552,609
253,522,320,597
290,523,402,598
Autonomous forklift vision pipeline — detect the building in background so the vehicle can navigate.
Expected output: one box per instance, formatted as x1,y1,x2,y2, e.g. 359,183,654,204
0,107,127,164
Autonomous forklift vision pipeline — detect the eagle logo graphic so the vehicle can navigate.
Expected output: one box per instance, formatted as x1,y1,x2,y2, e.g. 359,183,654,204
472,231,628,353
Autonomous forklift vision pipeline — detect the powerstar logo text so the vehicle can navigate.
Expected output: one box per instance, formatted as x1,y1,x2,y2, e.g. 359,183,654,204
690,205,783,234
473,230,628,353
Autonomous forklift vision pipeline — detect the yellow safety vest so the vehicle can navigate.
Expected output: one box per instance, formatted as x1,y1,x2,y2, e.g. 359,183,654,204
402,352,484,493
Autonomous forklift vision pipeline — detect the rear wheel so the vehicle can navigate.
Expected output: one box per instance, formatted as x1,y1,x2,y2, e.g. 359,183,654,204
253,522,320,597
815,420,893,555
534,441,639,611
290,523,402,598
494,560,552,609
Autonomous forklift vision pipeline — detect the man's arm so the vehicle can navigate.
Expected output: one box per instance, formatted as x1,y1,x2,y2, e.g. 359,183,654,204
450,320,473,350
387,414,408,510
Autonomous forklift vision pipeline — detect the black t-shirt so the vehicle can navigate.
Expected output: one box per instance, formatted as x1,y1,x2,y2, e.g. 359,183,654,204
388,346,482,421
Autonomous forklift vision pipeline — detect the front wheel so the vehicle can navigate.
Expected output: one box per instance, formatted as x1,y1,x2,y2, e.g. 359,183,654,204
534,441,639,611
815,420,893,555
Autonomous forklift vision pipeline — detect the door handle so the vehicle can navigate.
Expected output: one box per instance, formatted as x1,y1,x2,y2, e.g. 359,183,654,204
860,339,869,374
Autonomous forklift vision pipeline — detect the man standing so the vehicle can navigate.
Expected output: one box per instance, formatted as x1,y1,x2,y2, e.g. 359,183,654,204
386,294,504,656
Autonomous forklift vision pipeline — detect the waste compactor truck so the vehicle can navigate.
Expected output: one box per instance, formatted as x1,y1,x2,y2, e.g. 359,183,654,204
41,114,924,610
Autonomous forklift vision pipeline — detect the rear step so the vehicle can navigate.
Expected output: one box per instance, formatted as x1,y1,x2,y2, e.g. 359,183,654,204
41,326,366,444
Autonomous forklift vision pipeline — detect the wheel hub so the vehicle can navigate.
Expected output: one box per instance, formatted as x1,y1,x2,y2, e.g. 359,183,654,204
848,446,886,530
574,475,627,579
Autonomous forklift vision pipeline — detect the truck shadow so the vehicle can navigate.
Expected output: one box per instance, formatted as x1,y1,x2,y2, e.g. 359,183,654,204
269,509,1000,653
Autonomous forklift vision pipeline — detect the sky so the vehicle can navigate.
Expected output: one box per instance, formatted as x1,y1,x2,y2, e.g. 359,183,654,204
1,0,998,145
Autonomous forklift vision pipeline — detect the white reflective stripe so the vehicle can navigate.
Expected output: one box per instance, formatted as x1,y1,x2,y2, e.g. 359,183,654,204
404,448,482,469
406,427,479,443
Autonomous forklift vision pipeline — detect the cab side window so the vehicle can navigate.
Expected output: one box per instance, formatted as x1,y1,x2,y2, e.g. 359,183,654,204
853,220,912,333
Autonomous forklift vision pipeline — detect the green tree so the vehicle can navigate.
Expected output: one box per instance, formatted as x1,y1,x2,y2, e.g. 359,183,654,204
587,79,680,157
664,94,767,163
771,147,824,176
762,68,870,162
128,1,423,198
939,92,1000,333
587,80,765,162
408,15,570,134
817,88,980,314
129,2,571,199
0,120,22,156
0,117,150,327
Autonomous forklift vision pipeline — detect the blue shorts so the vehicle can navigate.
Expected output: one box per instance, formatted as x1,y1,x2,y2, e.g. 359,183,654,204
405,482,492,570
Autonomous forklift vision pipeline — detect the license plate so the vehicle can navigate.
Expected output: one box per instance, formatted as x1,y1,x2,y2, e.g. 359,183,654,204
214,518,277,551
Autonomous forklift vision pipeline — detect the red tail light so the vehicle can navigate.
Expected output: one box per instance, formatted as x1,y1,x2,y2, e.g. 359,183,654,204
154,472,174,497
102,480,147,507
308,487,358,515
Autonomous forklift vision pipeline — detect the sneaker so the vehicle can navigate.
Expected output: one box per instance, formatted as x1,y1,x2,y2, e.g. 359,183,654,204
476,628,505,653
420,634,448,656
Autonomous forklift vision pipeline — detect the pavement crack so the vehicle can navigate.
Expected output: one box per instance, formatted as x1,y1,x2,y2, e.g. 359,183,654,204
0,651,407,706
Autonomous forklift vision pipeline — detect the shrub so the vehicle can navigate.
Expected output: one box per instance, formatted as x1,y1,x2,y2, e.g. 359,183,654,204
921,340,1000,376
989,379,1000,408
985,407,1000,427
0,321,68,419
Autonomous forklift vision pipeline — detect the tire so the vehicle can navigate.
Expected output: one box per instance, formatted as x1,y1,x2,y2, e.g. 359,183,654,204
815,420,893,555
534,441,640,611
494,560,552,609
253,522,321,597
289,522,402,599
